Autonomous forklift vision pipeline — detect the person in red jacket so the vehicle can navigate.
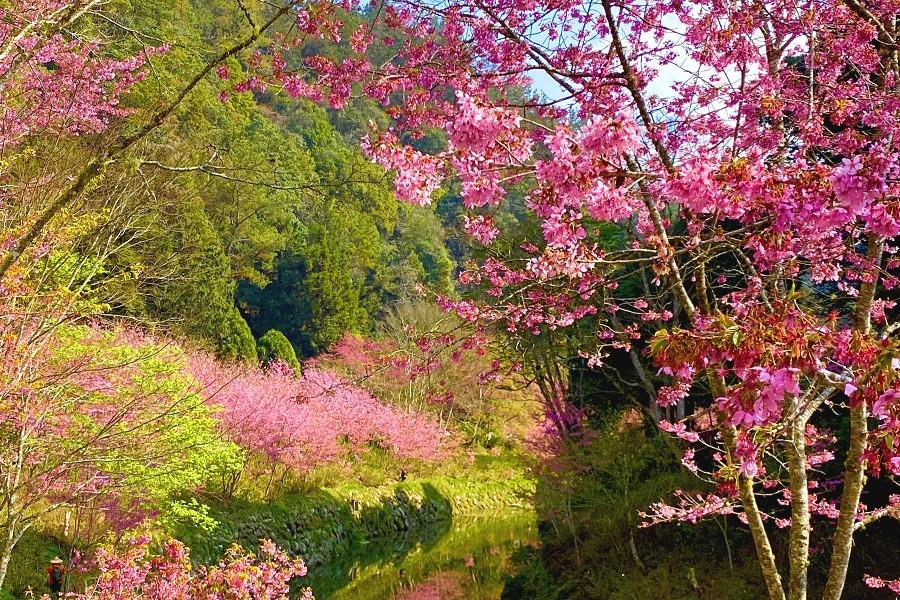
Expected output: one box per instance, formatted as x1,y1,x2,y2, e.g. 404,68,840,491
46,557,65,596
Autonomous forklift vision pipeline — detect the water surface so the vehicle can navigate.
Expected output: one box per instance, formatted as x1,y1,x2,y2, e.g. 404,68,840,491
304,513,537,599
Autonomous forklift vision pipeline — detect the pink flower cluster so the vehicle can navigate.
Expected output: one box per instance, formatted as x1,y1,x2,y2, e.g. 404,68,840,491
363,132,444,206
658,420,700,443
446,92,520,154
0,8,162,150
576,113,639,159
47,536,311,600
454,156,506,207
462,214,500,245
734,432,760,478
640,490,735,526
864,575,900,594
718,367,801,427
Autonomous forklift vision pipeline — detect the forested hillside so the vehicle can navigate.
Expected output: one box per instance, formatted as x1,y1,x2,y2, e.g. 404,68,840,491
82,0,457,359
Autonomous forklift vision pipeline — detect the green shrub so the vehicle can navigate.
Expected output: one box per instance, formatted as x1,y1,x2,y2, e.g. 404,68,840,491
217,308,258,363
256,329,301,373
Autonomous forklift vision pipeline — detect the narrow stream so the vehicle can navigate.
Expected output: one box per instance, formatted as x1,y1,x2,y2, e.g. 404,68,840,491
303,513,538,599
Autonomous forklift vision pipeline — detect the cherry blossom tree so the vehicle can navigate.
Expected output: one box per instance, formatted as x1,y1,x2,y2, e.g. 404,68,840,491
0,288,240,587
5,0,898,597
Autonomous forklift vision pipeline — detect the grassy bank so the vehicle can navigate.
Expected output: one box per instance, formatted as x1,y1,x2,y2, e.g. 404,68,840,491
176,471,535,567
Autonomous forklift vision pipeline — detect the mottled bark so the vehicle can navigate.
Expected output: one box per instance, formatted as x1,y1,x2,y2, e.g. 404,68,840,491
721,421,786,600
0,536,11,592
0,516,24,591
823,236,883,600
822,402,868,600
785,415,810,600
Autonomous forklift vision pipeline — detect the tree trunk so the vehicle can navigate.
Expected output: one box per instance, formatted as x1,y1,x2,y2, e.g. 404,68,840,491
719,394,785,600
823,237,883,600
822,401,868,600
785,418,810,600
0,527,17,591
737,472,786,600
0,550,10,593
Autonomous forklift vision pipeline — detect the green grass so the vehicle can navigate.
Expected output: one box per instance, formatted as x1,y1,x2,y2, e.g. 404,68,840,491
3,530,64,599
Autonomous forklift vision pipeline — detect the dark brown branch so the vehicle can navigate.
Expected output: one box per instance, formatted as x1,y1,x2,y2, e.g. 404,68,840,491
601,0,675,175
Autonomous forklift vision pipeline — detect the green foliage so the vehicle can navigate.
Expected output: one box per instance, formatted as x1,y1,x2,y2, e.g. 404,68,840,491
216,307,258,363
93,0,457,359
257,329,301,372
237,101,455,354
520,419,767,599
390,204,455,296
113,194,257,362
161,498,221,533
56,326,247,505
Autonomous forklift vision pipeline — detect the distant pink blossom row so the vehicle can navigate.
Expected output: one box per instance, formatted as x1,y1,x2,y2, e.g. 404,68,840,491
186,355,448,470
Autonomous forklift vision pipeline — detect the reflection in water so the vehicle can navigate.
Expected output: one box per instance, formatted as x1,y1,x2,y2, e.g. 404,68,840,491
304,514,537,599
